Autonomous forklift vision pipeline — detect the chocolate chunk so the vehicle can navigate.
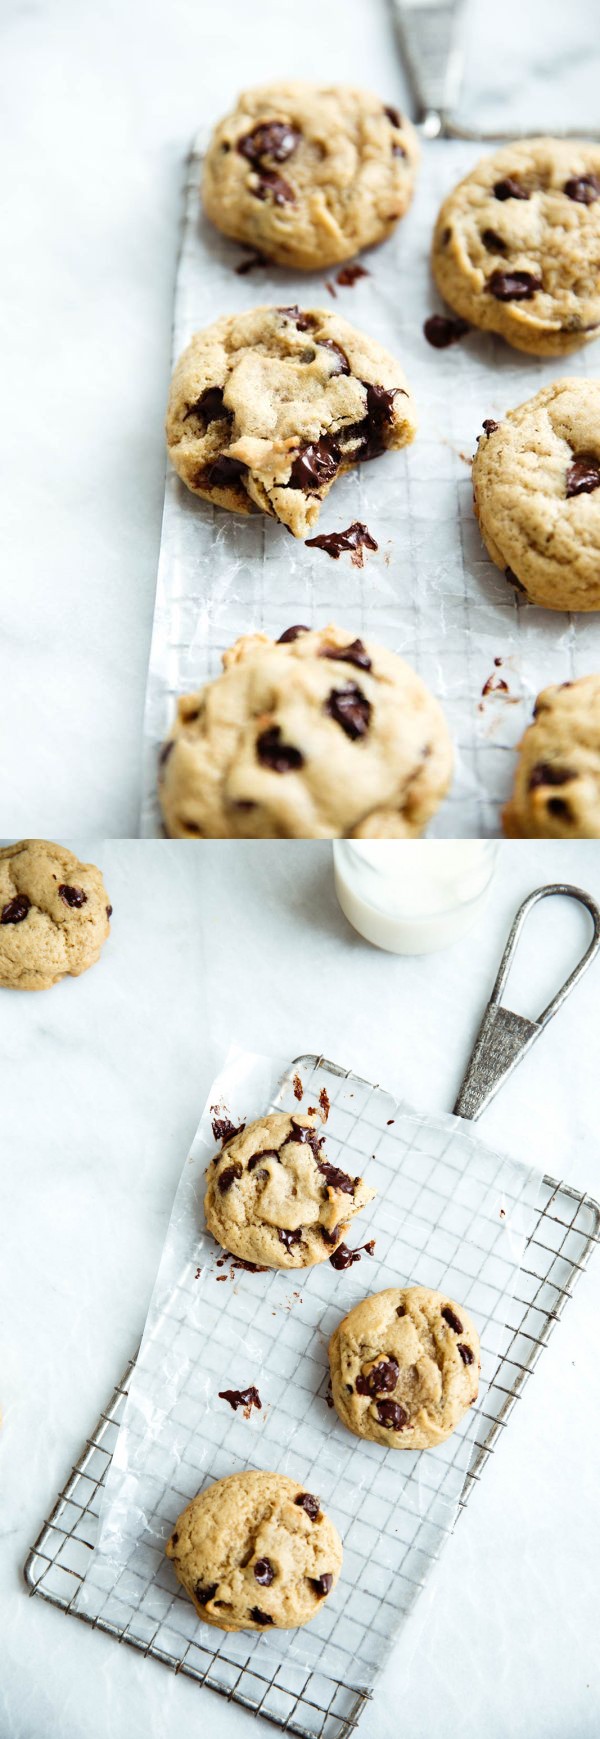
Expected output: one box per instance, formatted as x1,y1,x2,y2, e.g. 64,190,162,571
356,1357,399,1397
278,305,314,331
317,1156,356,1195
218,1386,262,1412
384,105,403,127
566,455,600,497
171,1532,179,1546
288,439,340,491
238,122,300,164
0,895,30,925
493,177,530,200
482,418,499,435
326,684,371,740
195,1582,218,1605
212,1115,245,1145
310,1573,333,1597
375,1399,408,1430
278,1226,303,1250
277,624,310,643
442,1306,463,1333
318,337,350,374
505,567,527,594
458,1344,474,1365
58,884,87,908
254,1558,275,1585
396,1304,407,1318
185,385,230,426
321,637,372,670
159,739,174,770
328,1243,360,1270
487,269,542,301
547,797,572,821
306,525,378,565
320,1223,341,1246
350,381,401,460
247,1150,278,1171
249,1607,273,1625
218,1163,243,1193
336,263,370,287
423,313,469,348
528,762,574,791
253,168,295,206
295,1492,321,1520
106,905,113,918
256,726,304,773
564,174,600,204
482,228,507,253
206,454,247,487
289,1119,324,1157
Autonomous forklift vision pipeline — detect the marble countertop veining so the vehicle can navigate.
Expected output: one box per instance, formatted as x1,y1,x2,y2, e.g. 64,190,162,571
2,839,600,1737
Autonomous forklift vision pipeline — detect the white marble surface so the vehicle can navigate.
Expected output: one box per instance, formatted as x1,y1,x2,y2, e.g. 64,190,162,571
1,0,599,834
2,839,600,1737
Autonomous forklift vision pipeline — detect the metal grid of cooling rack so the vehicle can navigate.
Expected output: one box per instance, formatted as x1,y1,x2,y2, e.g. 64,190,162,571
140,135,600,837
25,1054,600,1739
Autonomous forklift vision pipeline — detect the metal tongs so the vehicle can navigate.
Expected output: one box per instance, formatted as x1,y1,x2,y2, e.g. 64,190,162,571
390,0,600,141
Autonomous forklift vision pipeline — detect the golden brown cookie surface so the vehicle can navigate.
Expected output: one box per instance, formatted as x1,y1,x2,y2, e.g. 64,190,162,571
329,1286,480,1449
0,840,111,991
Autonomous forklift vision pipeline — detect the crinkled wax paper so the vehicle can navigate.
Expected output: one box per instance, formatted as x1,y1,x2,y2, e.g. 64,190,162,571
75,1047,542,1713
140,134,600,837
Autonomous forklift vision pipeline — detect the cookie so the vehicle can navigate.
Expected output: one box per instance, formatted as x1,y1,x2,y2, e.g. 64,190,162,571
204,1111,375,1268
202,81,419,270
158,624,453,840
472,380,600,611
165,304,416,538
166,1470,342,1632
0,840,111,991
503,674,600,837
432,138,600,357
329,1286,480,1449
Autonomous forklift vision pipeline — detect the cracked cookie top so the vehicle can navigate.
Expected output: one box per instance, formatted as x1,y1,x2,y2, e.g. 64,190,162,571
202,80,419,269
157,624,453,840
0,840,111,991
166,1471,343,1631
432,138,600,357
504,674,600,838
204,1111,375,1268
165,304,416,538
329,1286,480,1450
472,379,600,611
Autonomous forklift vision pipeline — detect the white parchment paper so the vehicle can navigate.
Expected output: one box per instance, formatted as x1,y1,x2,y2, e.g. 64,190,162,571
140,134,600,837
75,1047,542,1719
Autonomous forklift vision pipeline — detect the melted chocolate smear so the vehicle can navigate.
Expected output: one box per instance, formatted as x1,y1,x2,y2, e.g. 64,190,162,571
528,762,574,791
310,1574,333,1596
289,1119,324,1157
185,385,229,426
195,1582,218,1605
481,673,509,697
326,684,372,740
318,337,350,374
493,177,530,200
336,264,370,287
442,1306,463,1334
253,168,295,206
295,1491,321,1520
376,1399,408,1430
218,1162,243,1194
235,250,266,275
564,174,600,204
566,455,600,497
1,895,31,925
211,1113,246,1145
278,1226,303,1250
317,1156,357,1195
238,121,300,164
353,382,400,460
249,1607,273,1625
329,1239,375,1270
58,884,87,908
256,725,304,773
487,269,542,301
423,313,469,348
218,1385,262,1413
206,454,247,487
289,438,340,491
321,1223,341,1246
356,1357,399,1397
277,624,310,643
306,525,378,568
458,1344,475,1365
254,1558,275,1585
278,305,315,331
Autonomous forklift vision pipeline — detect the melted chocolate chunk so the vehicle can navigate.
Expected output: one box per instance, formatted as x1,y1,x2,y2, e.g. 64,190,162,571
206,454,247,487
336,263,370,287
58,884,87,908
547,797,572,821
566,455,600,497
442,1306,463,1334
320,637,372,670
277,624,310,643
253,168,295,205
458,1344,474,1365
487,269,542,301
256,725,304,773
295,1491,321,1520
212,1115,245,1145
482,228,507,253
306,525,378,565
249,1607,273,1625
195,1582,218,1605
248,1149,278,1171
310,1573,333,1596
238,121,300,164
289,1119,324,1157
505,567,527,594
254,1558,275,1585
288,439,340,491
482,418,499,435
423,313,469,348
528,762,574,791
278,1226,303,1251
375,1399,408,1430
318,337,350,374
384,105,403,127
278,305,314,331
320,1223,341,1246
564,174,600,204
218,1386,262,1412
218,1162,243,1193
317,1156,357,1195
356,1356,399,1397
185,385,230,426
0,895,30,925
493,177,530,200
326,684,371,740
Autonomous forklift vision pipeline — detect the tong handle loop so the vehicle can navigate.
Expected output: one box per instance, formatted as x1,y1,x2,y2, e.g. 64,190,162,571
489,883,600,1026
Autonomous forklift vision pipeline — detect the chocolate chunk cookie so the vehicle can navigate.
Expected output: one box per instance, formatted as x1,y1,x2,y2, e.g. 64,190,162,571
432,138,600,357
166,1470,342,1631
472,379,600,610
204,1111,375,1268
504,674,600,837
157,625,453,839
0,840,111,990
329,1286,480,1449
166,305,416,537
202,81,419,269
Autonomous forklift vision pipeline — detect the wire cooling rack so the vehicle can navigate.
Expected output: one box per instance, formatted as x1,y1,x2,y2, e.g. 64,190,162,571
25,1054,600,1739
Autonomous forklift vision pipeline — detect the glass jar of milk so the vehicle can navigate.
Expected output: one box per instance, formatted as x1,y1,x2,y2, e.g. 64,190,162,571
333,841,498,955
